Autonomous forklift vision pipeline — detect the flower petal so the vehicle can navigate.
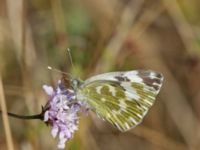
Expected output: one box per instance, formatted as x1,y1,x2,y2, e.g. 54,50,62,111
44,111,49,122
51,125,59,138
43,85,54,96
58,140,66,149
43,80,80,148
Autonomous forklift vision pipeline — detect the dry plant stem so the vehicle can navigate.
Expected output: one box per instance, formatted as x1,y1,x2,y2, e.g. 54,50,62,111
83,0,119,75
94,0,145,73
131,4,166,39
21,0,35,113
131,126,187,150
162,0,197,53
119,2,200,148
94,0,165,73
6,0,23,56
80,117,101,150
51,0,68,51
51,0,66,36
6,0,36,113
21,0,26,54
92,0,199,148
135,43,200,149
4,85,24,96
0,75,14,150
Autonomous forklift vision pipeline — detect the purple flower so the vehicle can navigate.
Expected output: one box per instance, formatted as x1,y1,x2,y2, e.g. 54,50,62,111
43,80,80,149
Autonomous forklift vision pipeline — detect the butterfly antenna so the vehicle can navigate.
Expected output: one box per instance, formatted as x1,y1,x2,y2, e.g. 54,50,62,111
47,66,72,80
67,48,74,69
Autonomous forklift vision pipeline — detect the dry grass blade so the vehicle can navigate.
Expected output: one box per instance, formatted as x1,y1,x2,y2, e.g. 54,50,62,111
162,0,197,53
134,41,200,149
94,0,145,73
6,0,37,113
1,0,200,149
131,4,166,39
131,126,187,150
0,75,14,150
78,116,101,150
51,0,68,50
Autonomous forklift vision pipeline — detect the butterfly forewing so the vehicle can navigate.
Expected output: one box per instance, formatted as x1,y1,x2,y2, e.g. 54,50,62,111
77,70,163,132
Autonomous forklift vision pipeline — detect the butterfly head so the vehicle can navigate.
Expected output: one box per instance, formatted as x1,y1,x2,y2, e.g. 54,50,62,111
70,78,83,90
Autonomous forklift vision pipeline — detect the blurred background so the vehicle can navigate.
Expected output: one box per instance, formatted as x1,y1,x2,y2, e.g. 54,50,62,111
0,0,200,149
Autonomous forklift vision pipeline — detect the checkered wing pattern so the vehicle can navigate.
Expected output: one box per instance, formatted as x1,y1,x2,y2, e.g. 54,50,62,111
77,70,164,131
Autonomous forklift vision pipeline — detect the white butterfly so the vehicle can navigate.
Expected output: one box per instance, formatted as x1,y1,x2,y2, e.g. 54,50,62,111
68,70,164,132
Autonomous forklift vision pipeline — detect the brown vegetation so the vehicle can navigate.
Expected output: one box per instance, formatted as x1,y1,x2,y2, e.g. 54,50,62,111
0,0,200,149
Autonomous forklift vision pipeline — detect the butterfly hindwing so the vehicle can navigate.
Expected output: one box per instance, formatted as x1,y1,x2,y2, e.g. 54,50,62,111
77,70,163,131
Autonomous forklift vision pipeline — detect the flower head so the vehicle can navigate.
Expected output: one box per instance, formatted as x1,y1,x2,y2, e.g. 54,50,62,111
43,80,80,149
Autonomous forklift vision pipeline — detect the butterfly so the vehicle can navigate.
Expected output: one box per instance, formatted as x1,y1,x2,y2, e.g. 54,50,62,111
64,70,164,132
